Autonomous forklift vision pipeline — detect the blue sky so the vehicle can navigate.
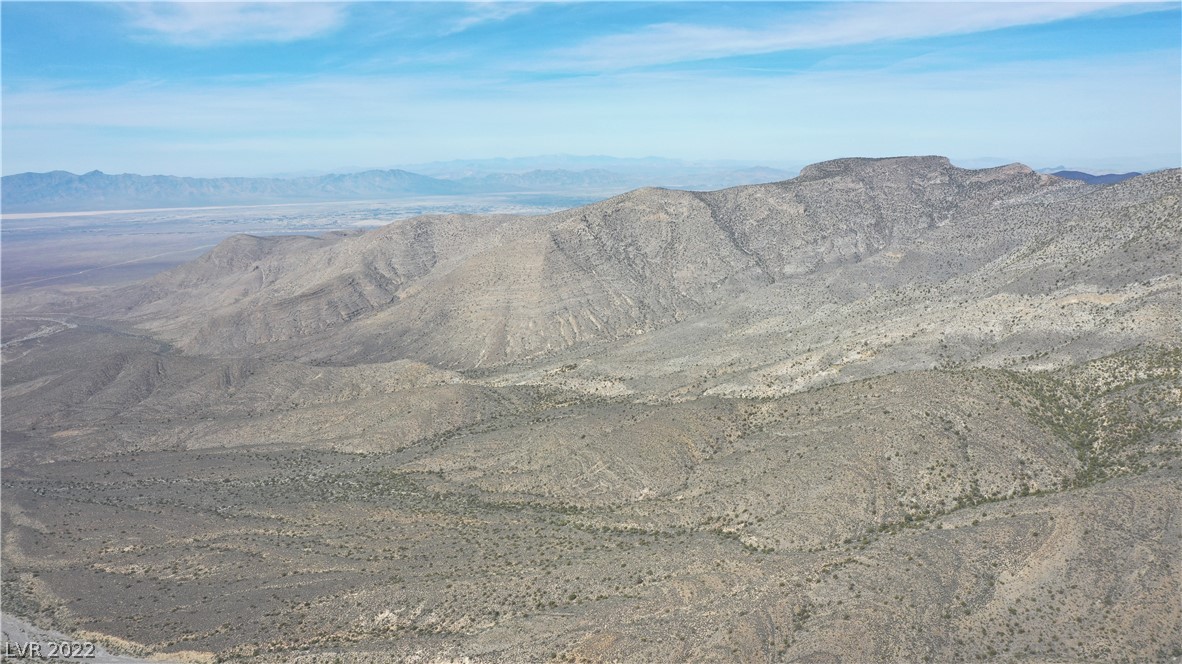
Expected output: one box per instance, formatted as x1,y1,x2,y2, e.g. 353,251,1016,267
2,1,1179,176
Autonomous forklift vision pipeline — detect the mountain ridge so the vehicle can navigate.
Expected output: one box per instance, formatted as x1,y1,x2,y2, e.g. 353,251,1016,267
53,157,1177,378
2,155,1179,663
1,164,798,213
6,159,1155,214
0,168,466,212
1051,169,1143,185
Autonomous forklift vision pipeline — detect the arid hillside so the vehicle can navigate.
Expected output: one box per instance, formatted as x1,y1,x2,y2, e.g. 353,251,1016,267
3,157,1179,663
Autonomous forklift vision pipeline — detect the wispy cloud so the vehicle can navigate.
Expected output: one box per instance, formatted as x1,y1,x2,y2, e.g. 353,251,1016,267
2,1,1176,175
444,2,538,36
5,49,1176,175
548,2,1168,70
123,2,347,46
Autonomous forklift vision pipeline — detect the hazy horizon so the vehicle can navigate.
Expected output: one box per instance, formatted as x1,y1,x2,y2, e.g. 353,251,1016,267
3,5,1180,661
1,153,1172,181
3,1,1179,178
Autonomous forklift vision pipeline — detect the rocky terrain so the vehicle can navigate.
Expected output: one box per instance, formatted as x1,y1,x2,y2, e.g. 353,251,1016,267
2,156,1179,662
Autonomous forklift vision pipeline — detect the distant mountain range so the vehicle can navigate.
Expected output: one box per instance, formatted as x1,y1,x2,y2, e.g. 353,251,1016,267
0,169,465,213
1050,170,1142,185
2,162,1149,214
1,164,797,213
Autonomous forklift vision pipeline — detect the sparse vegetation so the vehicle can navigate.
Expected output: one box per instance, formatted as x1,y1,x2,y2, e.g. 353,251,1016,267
2,158,1179,662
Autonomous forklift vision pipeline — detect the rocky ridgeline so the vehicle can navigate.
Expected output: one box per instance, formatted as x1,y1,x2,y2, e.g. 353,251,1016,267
65,157,1177,375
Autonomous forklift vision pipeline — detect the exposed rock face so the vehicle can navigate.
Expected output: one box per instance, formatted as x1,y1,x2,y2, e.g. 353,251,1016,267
3,157,1179,663
75,157,1176,374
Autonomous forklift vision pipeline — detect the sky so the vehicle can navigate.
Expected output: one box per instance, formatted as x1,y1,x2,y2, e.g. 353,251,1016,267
2,1,1179,177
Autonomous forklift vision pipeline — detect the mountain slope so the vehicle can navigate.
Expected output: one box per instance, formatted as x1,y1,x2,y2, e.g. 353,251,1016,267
69,158,1178,378
3,155,1179,664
